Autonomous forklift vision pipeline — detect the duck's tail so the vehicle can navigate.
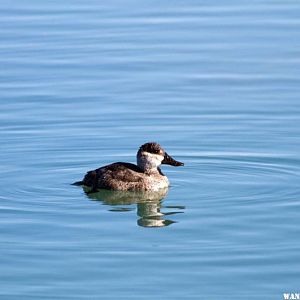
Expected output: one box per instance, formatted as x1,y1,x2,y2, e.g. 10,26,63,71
72,181,84,186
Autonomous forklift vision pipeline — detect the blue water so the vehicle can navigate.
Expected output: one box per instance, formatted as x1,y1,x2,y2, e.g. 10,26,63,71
1,0,300,299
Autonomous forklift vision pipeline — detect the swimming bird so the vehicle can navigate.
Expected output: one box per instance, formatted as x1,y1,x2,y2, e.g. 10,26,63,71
73,142,184,192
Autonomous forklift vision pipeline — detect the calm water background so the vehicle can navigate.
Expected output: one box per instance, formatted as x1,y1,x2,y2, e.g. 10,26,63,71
1,0,300,299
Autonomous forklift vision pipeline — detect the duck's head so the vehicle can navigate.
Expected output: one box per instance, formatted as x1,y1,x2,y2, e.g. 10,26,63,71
137,142,184,172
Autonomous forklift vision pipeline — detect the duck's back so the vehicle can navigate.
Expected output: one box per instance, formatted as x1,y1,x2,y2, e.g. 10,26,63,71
83,162,149,191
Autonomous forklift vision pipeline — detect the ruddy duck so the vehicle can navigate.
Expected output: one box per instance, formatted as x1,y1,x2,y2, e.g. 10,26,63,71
73,142,184,192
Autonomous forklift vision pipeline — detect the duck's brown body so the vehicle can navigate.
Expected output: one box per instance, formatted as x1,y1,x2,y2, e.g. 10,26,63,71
82,162,169,192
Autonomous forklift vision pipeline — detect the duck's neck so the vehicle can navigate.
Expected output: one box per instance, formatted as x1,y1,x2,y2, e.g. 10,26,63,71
137,157,160,174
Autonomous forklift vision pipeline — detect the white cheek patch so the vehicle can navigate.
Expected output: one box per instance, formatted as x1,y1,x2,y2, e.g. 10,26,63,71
141,152,164,163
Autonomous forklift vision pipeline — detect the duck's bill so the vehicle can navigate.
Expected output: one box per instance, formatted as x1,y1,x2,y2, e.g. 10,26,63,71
162,152,184,166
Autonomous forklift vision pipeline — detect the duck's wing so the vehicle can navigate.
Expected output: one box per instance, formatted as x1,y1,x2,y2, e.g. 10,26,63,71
82,162,144,191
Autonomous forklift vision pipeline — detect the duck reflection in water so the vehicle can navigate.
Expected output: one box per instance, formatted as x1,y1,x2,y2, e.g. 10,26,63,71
83,187,184,227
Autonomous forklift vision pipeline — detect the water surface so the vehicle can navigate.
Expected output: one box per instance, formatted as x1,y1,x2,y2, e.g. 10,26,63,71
1,0,300,299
